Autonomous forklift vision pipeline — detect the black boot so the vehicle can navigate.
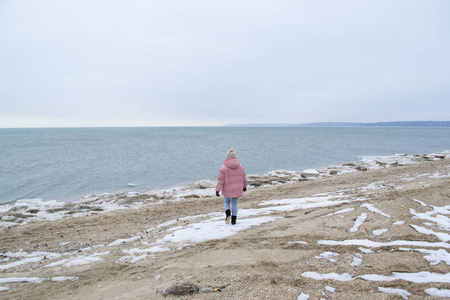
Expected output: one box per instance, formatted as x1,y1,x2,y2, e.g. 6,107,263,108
225,209,231,224
231,216,237,225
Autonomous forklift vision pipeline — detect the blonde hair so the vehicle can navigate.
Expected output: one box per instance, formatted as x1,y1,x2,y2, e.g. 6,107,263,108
226,148,236,158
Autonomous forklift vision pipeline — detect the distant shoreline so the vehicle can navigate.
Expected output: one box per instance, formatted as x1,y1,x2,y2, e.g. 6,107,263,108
1,121,450,130
225,121,450,127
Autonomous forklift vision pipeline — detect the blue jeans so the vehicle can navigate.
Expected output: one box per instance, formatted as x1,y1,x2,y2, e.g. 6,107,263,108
224,197,239,216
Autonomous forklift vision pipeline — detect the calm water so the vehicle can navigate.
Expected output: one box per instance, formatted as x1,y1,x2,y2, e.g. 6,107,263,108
1,126,449,204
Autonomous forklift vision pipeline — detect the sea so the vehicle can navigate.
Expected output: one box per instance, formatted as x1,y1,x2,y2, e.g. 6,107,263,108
1,126,449,205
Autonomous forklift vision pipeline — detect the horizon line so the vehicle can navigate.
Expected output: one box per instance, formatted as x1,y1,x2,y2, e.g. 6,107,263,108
1,120,450,129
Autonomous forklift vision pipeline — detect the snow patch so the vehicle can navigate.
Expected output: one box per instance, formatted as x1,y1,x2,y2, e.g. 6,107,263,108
45,251,110,269
373,229,388,236
361,203,391,218
108,236,141,247
157,216,278,244
350,254,363,267
316,208,354,219
400,248,450,266
51,276,78,281
410,206,450,231
287,241,307,245
358,247,373,254
315,252,339,262
349,213,367,232
425,288,450,298
410,224,450,242
378,287,411,299
319,239,450,248
301,272,353,281
297,292,310,300
302,271,450,283
0,277,44,284
325,286,336,292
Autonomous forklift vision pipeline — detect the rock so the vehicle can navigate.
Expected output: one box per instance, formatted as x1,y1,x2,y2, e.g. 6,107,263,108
411,157,426,163
343,162,358,167
301,169,320,177
1,215,16,222
196,180,214,189
375,160,387,166
329,170,339,175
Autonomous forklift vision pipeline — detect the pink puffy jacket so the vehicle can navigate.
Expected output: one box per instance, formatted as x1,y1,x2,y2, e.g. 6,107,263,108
216,157,248,198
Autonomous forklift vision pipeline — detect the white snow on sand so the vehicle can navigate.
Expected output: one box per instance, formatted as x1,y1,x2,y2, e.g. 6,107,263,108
378,287,411,299
157,216,278,244
360,271,450,283
325,286,336,292
1,152,449,296
318,239,450,248
358,247,373,254
373,229,388,236
399,248,450,266
361,203,391,218
410,224,450,242
0,188,366,274
288,241,307,245
123,246,170,256
0,276,78,291
316,252,339,259
349,213,367,232
301,272,354,281
350,254,363,267
297,292,310,300
0,251,65,270
45,251,110,269
425,288,450,298
302,271,450,283
315,252,339,262
0,256,45,270
0,277,44,284
51,276,78,281
116,246,171,263
412,199,428,207
108,236,142,247
259,196,364,209
410,206,450,231
316,207,354,219
311,212,450,291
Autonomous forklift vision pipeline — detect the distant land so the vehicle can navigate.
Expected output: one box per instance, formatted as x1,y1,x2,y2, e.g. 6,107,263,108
225,121,450,127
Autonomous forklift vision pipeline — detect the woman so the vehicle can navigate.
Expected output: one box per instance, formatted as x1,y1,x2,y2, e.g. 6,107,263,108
215,149,247,225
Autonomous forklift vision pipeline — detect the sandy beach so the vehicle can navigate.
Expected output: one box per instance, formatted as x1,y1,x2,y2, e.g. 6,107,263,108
1,154,449,299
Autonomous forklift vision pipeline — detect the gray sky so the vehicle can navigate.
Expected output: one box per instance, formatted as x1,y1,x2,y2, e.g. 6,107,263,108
1,0,449,127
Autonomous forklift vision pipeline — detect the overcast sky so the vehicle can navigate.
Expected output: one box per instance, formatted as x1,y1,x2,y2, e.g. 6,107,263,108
1,0,449,127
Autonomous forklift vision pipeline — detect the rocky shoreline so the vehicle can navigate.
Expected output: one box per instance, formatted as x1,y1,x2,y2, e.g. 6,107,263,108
1,151,449,228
